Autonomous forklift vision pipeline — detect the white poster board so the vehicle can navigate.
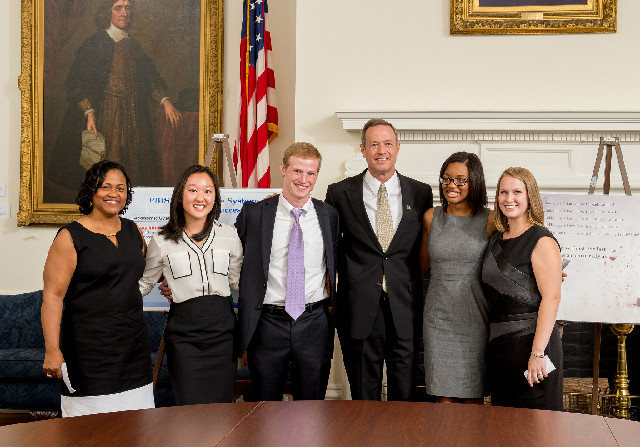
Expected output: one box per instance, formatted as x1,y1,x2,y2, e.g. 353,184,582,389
542,193,640,323
124,187,281,310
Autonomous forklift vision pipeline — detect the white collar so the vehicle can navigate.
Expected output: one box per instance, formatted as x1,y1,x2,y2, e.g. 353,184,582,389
364,170,399,195
106,24,130,43
279,194,313,215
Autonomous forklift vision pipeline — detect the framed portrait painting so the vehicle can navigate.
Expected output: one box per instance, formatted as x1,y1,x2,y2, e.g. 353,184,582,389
18,0,223,226
451,0,617,34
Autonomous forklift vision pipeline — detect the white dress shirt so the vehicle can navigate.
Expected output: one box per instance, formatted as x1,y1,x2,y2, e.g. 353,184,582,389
139,221,243,303
362,170,403,236
263,195,328,306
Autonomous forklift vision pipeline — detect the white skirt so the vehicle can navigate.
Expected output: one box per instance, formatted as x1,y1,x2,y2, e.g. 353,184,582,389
61,383,155,418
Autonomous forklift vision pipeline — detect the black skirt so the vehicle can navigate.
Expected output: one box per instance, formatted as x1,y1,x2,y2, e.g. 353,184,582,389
488,323,563,411
165,295,237,405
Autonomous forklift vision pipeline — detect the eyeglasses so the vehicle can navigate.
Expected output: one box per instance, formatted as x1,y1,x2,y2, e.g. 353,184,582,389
439,177,469,186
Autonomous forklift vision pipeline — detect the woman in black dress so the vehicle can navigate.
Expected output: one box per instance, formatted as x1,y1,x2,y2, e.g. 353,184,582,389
42,160,153,417
481,167,563,410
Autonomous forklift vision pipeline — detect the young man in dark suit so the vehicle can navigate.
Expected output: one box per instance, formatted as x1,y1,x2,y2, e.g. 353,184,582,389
235,142,339,401
326,119,433,401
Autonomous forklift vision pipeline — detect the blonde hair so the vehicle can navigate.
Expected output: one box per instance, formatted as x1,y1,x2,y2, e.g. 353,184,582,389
493,167,544,232
282,142,322,171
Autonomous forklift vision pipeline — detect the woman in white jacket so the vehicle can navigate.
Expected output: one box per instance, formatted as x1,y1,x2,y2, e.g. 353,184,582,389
139,165,242,405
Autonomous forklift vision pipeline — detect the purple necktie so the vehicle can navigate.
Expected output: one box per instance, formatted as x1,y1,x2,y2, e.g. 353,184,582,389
285,209,305,320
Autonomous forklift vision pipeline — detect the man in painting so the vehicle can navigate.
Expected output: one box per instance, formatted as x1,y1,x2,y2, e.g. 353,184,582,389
50,0,181,191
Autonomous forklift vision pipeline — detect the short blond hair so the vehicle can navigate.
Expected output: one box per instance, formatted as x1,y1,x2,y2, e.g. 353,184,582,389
494,167,545,232
282,142,322,171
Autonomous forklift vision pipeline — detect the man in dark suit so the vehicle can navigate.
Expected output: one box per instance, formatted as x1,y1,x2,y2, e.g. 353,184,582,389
326,119,433,401
236,142,339,401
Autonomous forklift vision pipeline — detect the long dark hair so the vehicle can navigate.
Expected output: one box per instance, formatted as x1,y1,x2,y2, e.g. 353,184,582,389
159,165,221,243
439,152,487,217
76,160,133,215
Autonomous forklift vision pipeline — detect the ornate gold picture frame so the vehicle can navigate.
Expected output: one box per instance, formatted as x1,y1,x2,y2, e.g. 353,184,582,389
451,0,616,34
18,0,223,226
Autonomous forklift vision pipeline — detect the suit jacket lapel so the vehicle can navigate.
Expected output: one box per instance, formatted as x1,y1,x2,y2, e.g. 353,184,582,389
313,199,334,278
261,196,278,280
345,172,381,251
314,199,331,255
388,172,416,251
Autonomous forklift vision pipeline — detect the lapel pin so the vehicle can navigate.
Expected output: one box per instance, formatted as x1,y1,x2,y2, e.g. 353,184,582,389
406,205,412,210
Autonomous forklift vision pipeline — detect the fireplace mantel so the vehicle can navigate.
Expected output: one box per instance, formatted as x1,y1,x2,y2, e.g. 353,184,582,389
336,111,640,136
335,111,640,194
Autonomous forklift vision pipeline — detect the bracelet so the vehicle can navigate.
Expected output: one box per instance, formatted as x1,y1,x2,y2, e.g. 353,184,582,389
531,352,545,358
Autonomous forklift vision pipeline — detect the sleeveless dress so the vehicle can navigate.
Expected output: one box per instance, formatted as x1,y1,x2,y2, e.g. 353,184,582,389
481,225,563,410
60,218,153,412
423,207,490,399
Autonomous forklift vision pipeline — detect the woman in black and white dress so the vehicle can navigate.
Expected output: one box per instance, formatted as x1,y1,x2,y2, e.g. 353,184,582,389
139,165,243,405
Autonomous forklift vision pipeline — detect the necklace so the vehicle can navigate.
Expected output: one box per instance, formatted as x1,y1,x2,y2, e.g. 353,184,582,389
104,232,117,237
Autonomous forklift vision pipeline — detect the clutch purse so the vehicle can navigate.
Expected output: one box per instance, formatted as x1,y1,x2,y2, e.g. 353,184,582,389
79,130,106,170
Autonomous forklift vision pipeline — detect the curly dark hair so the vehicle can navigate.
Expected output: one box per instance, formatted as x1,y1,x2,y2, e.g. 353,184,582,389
159,165,221,243
438,152,487,217
76,160,133,215
95,0,135,30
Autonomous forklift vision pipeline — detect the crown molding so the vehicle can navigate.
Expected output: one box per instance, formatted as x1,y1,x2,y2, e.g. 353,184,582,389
336,111,640,136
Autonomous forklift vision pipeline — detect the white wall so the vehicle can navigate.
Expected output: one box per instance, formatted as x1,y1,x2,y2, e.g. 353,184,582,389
2,0,640,294
295,0,640,196
0,1,49,294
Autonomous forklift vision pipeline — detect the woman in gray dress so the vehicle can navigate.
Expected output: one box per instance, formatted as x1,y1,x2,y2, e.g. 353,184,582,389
420,152,496,404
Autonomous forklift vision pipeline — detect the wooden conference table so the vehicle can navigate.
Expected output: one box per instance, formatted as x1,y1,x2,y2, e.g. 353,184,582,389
1,400,639,447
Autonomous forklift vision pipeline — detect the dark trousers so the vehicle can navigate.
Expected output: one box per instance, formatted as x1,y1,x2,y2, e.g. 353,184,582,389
247,304,333,401
165,295,237,405
340,293,414,401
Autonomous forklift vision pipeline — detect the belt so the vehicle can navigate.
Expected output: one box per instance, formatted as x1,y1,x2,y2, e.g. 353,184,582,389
262,299,328,315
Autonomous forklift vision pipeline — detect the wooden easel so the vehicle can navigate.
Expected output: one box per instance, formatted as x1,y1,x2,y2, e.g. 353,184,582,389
152,310,169,393
587,136,632,416
205,133,238,188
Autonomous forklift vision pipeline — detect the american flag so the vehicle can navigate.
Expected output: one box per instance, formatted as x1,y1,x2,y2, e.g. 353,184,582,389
233,0,278,188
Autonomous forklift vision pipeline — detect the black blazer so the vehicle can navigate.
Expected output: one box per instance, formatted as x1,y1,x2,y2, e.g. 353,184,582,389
325,170,433,340
235,195,339,355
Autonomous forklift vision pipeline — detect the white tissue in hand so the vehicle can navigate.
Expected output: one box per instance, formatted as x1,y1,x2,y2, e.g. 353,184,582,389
524,356,556,380
61,363,76,393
